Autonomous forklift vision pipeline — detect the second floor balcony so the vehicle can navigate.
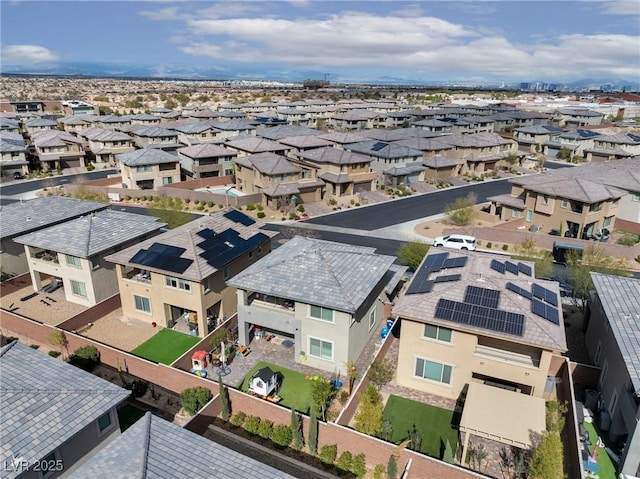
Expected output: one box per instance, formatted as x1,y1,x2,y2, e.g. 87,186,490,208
475,344,540,369
247,292,295,313
32,249,59,264
124,268,151,284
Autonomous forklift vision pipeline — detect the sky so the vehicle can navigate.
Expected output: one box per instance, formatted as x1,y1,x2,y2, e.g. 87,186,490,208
1,0,639,83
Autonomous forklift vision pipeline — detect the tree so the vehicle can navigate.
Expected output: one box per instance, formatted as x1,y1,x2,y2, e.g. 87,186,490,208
354,384,383,436
546,400,567,433
47,329,68,358
311,379,334,421
369,359,395,391
290,408,303,450
557,146,572,160
408,423,423,451
387,454,398,479
528,432,563,479
180,387,212,415
219,375,230,421
345,359,358,395
443,440,455,464
444,193,477,226
308,409,318,455
396,241,430,270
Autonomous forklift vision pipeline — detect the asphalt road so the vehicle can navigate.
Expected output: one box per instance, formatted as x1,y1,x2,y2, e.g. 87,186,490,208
306,179,513,230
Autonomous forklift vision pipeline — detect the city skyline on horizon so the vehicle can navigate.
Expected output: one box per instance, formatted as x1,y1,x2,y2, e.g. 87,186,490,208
1,1,639,85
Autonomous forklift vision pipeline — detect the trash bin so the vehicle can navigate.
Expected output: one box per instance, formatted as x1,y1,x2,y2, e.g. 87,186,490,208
585,389,599,411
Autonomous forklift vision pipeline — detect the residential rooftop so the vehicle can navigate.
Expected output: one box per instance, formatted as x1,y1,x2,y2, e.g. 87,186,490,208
117,148,179,166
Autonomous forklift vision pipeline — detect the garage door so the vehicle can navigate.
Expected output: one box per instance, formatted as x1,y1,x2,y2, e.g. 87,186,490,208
354,181,371,193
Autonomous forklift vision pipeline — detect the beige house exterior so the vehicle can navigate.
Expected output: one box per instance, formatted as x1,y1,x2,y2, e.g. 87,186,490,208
393,249,567,403
0,134,28,178
118,148,181,190
30,129,86,171
105,209,278,337
77,127,135,166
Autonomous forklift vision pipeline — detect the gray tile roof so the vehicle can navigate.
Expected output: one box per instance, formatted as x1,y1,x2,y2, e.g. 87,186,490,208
78,127,132,142
393,250,568,352
278,135,334,149
227,236,396,313
131,126,177,138
347,140,424,159
68,412,295,479
226,137,290,154
0,342,129,479
359,128,439,142
31,130,83,147
392,136,456,152
317,132,369,144
25,117,57,127
236,152,300,175
319,172,352,184
590,273,640,392
0,196,108,239
14,210,165,257
510,173,628,203
256,125,322,140
105,208,278,281
422,155,463,168
209,119,256,131
178,143,237,159
298,147,372,165
117,148,178,166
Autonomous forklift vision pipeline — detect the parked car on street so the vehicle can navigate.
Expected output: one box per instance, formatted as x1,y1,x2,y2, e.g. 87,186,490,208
432,234,476,251
13,172,24,180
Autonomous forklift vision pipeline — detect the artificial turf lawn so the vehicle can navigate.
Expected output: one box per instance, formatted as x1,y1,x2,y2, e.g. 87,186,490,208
131,329,200,365
382,394,458,459
237,361,315,414
584,421,617,479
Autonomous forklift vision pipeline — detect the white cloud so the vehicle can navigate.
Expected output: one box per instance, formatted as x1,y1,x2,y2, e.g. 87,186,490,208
600,0,640,16
1,44,58,63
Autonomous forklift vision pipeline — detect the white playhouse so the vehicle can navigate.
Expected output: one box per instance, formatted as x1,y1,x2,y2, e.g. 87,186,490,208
248,366,278,397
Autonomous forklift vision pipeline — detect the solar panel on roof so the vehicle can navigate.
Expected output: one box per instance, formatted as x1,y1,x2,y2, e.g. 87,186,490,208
532,283,558,306
223,209,255,226
517,262,532,276
371,142,388,151
506,282,533,300
443,256,467,269
406,279,434,295
531,298,560,325
434,298,524,336
130,244,193,274
199,231,269,269
490,259,506,274
464,285,501,309
434,274,462,283
505,261,519,275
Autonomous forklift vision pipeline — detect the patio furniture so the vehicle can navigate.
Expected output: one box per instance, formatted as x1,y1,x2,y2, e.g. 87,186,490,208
235,345,250,357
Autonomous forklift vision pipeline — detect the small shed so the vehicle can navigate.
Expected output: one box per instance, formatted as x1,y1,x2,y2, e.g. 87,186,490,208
191,350,208,371
248,367,278,397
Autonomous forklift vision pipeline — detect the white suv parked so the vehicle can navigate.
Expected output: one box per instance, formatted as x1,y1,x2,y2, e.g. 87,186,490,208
433,234,476,251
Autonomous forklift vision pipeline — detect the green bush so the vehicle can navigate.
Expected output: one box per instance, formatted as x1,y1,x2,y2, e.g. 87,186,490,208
256,204,264,211
336,451,352,472
257,212,266,219
486,242,492,249
319,444,338,464
271,424,293,447
373,464,386,479
180,387,212,415
351,453,366,478
246,203,256,211
197,205,205,211
194,199,200,205
69,345,100,371
502,244,509,251
207,201,214,207
258,419,274,439
617,233,639,246
243,415,261,435
230,411,246,427
48,350,62,358
297,204,305,212
127,379,149,399
29,344,40,349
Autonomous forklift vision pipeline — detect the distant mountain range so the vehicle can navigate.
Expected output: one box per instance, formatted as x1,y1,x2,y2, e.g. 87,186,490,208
2,61,639,91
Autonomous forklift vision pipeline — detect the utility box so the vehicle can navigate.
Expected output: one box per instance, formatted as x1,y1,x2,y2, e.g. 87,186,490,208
552,241,584,264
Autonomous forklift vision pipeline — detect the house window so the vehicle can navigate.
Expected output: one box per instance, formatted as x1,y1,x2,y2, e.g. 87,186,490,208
603,216,613,228
598,361,608,389
97,411,112,433
542,195,549,205
369,309,376,331
309,337,333,361
594,341,602,365
415,357,452,385
40,450,63,478
162,177,173,185
91,256,100,270
70,280,87,298
202,277,210,293
632,193,640,203
423,324,452,343
511,209,518,219
257,246,263,255
609,389,618,416
165,276,191,291
223,267,229,279
135,165,152,172
561,199,568,208
525,210,533,222
134,295,151,314
248,251,253,259
309,305,334,322
66,255,81,267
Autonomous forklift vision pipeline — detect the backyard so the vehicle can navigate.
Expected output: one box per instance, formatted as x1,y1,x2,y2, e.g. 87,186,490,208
382,395,458,459
131,329,200,365
237,361,315,414
584,421,617,479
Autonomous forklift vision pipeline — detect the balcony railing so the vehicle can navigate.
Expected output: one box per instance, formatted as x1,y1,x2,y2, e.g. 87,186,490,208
33,251,59,264
475,344,540,368
124,270,151,284
248,293,295,312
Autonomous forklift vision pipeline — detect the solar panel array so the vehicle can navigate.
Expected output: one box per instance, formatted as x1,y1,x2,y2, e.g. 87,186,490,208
199,229,269,269
443,256,468,269
490,259,506,274
505,261,519,275
532,284,558,306
517,262,532,276
490,259,533,277
464,285,501,309
435,298,524,336
406,252,468,295
372,141,388,151
506,282,533,300
130,243,192,274
531,298,560,325
223,209,255,226
435,274,462,283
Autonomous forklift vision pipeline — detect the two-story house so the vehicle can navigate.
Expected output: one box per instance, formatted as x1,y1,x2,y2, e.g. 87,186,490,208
225,137,291,157
554,109,605,127
14,210,165,306
77,127,135,167
584,273,640,477
105,209,278,337
514,125,566,154
127,126,181,154
346,140,424,177
228,236,406,374
118,148,181,190
30,130,86,171
0,133,28,178
584,132,640,163
1,341,129,479
167,121,225,145
178,143,237,179
23,117,58,136
329,110,378,131
207,119,256,139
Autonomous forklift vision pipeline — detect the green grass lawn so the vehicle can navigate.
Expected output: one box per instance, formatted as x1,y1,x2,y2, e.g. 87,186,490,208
131,329,200,365
117,403,146,432
584,421,617,479
382,395,458,459
237,361,315,414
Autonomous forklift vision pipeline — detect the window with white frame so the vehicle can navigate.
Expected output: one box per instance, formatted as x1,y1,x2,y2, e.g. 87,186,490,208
66,255,81,267
511,209,518,219
70,280,87,298
309,305,334,322
415,357,452,385
165,276,191,291
134,295,151,313
561,199,569,208
309,337,333,361
423,324,452,343
369,309,376,331
162,177,173,185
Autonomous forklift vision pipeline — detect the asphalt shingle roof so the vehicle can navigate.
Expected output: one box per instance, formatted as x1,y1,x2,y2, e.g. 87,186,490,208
68,412,295,479
0,342,129,479
14,209,165,257
590,273,640,392
0,196,108,239
227,236,396,313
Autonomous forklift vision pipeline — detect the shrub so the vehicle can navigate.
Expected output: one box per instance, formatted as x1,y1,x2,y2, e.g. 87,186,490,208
319,444,338,464
218,204,224,208
194,199,200,205
373,464,386,479
86,162,95,171
124,195,131,201
289,213,300,220
29,344,40,349
271,424,293,447
258,419,274,439
338,389,350,405
297,204,305,212
230,411,246,427
617,233,639,246
336,451,352,472
185,198,191,204
197,205,205,211
246,203,256,211
243,415,261,435
69,345,100,371
256,204,264,211
207,201,214,207
257,212,266,219
48,350,62,358
180,386,212,415
127,379,149,399
351,453,366,478
387,455,398,479
502,244,509,251
486,242,492,249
